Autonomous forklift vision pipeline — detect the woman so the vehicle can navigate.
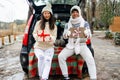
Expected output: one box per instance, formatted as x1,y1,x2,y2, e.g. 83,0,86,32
32,3,57,80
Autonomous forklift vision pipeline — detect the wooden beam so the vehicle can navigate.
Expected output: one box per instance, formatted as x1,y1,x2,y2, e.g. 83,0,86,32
109,25,120,32
8,35,11,43
109,17,120,32
2,37,4,45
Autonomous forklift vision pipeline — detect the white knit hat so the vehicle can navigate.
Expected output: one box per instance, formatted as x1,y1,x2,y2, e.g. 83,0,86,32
41,2,53,14
70,5,81,16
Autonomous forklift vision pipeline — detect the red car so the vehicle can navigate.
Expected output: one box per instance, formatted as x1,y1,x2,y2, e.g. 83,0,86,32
20,0,94,78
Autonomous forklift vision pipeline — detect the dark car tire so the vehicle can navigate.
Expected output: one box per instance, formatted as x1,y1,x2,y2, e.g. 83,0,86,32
20,46,29,74
20,53,28,74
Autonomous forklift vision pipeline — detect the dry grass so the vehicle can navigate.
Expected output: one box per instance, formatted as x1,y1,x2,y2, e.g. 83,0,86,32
0,23,25,37
0,30,12,37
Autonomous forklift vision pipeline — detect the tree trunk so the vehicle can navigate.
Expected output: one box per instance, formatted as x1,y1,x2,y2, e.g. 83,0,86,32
91,0,96,34
78,0,86,20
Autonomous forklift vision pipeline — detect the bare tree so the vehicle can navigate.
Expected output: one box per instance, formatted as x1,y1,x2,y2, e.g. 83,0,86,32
78,0,87,20
78,0,96,33
91,0,96,34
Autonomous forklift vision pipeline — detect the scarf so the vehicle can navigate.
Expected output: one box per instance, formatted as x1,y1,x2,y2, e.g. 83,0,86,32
67,16,85,29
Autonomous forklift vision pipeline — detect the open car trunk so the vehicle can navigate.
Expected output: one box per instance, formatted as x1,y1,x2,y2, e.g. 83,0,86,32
20,0,93,78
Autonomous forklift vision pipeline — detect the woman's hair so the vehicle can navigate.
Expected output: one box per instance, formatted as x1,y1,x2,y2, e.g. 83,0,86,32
39,13,55,30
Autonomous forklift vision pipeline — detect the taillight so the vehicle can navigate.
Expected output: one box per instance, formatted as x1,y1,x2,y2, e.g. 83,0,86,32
22,15,33,46
86,38,91,44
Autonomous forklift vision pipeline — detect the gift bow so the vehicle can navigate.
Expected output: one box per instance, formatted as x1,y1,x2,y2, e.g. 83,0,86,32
37,30,50,42
72,29,81,37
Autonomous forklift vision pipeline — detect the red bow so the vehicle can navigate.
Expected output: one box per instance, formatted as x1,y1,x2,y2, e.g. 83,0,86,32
37,30,50,42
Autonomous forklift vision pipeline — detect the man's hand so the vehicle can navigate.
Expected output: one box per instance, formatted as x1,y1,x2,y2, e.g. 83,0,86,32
84,29,91,38
66,31,71,37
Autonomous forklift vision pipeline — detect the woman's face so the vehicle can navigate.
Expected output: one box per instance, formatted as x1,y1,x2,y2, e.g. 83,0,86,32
43,11,51,20
71,11,79,19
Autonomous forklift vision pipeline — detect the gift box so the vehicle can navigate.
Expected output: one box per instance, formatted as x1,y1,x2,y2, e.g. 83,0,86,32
69,27,86,38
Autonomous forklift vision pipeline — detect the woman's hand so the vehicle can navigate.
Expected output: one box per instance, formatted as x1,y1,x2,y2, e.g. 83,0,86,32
45,36,52,42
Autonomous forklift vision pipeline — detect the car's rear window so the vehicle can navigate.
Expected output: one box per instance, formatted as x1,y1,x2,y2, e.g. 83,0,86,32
51,0,78,5
33,0,78,6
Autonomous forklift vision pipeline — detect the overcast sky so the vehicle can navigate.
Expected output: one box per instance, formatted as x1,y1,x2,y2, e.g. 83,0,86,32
0,0,120,22
0,0,29,22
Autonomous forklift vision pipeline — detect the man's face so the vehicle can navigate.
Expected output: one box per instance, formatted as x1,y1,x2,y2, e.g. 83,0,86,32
71,10,79,19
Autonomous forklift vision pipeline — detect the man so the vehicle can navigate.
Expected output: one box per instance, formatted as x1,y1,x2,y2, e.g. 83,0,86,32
58,5,97,80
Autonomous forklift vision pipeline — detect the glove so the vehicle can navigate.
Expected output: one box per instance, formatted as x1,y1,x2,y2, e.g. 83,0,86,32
66,31,71,36
45,36,51,42
84,29,91,38
63,30,71,39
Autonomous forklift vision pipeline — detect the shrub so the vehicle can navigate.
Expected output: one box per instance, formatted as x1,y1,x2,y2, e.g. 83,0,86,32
105,30,113,39
114,32,120,45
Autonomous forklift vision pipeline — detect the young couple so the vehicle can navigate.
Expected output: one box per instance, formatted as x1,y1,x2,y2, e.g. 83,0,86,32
33,3,97,80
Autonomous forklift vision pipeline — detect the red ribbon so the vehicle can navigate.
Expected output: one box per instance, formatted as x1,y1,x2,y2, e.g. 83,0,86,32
37,30,50,42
